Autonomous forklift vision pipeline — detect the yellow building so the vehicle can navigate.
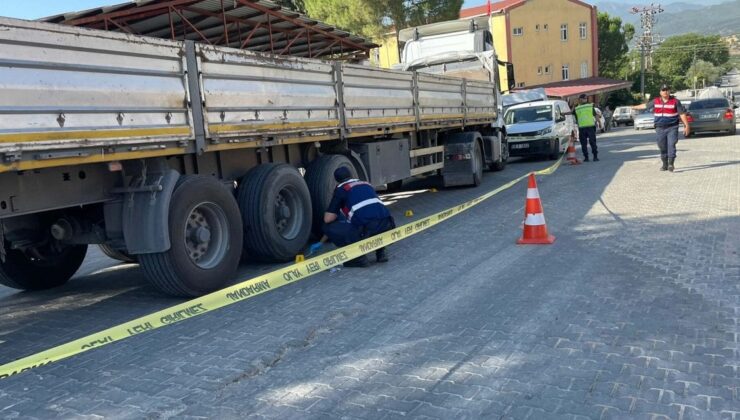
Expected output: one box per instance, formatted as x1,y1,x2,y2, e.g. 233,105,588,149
375,0,599,91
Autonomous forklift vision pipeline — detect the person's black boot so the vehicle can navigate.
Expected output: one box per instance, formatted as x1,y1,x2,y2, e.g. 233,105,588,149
583,155,590,162
375,248,388,263
593,153,599,162
344,255,370,267
660,157,668,171
667,158,675,172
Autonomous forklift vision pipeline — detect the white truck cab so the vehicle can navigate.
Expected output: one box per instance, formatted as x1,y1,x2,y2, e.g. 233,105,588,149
504,100,576,159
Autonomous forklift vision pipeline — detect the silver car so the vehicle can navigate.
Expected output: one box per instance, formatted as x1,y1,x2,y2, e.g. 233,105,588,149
634,109,654,130
686,98,737,136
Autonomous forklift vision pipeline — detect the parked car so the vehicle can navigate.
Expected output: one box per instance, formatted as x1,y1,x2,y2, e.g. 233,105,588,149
634,109,655,130
612,106,635,126
685,98,737,136
505,100,577,159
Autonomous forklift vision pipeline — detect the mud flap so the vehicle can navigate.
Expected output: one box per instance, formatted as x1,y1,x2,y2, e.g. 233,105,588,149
121,170,180,254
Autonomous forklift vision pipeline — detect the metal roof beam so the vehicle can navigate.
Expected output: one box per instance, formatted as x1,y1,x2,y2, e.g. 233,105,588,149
64,0,202,26
235,0,369,53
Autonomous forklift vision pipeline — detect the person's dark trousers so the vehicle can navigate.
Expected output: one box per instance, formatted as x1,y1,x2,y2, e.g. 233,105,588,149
655,125,679,159
364,217,395,262
578,126,598,160
323,216,395,264
323,222,362,247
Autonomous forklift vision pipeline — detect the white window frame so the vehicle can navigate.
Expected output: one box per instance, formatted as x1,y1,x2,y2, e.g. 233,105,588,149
513,27,523,36
535,24,540,32
562,64,570,81
544,24,549,31
561,24,568,41
579,22,587,40
517,82,526,88
537,66,543,75
544,65,552,75
580,61,588,78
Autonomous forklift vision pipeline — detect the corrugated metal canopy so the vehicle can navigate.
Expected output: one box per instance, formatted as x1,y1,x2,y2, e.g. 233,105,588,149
42,0,377,59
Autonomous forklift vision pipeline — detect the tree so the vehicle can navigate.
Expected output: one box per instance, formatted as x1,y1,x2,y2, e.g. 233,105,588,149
275,0,305,13
597,12,635,80
686,59,723,88
653,33,730,90
303,0,386,38
404,0,464,27
302,0,463,39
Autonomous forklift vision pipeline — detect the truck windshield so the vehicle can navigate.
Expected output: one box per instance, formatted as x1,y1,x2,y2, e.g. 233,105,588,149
504,105,553,124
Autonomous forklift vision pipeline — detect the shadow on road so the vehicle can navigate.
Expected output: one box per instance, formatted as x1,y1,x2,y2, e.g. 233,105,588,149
1,130,738,420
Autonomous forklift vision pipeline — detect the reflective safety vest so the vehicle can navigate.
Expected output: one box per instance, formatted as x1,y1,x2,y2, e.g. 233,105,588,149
653,97,680,127
337,179,390,225
574,104,596,128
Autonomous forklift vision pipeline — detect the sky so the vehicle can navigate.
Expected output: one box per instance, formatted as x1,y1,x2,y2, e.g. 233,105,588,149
3,0,489,20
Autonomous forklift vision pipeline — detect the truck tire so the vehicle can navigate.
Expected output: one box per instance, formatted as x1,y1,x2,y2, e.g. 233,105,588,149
472,140,484,186
0,242,87,291
488,132,508,171
304,155,357,236
238,164,312,262
139,176,243,297
98,244,137,263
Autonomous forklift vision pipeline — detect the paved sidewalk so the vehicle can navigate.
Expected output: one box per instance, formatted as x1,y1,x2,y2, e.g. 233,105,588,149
0,127,738,419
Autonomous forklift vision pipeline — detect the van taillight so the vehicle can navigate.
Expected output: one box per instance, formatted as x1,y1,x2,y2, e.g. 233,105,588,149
724,109,734,120
686,114,694,123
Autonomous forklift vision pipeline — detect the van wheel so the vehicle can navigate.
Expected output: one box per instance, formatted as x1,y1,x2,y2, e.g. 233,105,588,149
0,241,87,291
548,139,560,160
139,176,243,297
238,164,312,262
305,155,358,236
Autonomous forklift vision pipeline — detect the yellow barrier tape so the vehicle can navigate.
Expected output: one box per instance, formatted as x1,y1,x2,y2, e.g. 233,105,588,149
0,153,565,380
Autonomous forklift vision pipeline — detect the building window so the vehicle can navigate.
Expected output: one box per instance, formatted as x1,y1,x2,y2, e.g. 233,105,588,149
544,65,551,75
562,64,570,81
517,82,526,88
561,24,568,41
580,61,588,78
544,24,549,31
513,27,523,36
535,24,540,32
579,22,587,39
537,66,543,75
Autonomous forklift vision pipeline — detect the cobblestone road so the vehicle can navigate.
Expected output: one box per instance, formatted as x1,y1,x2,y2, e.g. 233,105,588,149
0,126,738,419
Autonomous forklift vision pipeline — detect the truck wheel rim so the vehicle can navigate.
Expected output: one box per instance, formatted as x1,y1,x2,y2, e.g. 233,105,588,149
184,202,229,269
274,186,304,240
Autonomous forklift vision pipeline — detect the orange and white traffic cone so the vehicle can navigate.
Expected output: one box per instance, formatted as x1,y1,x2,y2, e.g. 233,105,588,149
566,137,581,165
517,174,556,245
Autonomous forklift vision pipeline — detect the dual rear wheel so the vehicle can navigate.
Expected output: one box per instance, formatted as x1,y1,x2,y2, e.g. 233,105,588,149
139,158,350,297
0,155,360,297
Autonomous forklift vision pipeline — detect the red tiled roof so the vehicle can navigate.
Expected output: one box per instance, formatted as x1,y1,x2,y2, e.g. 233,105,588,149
460,0,595,18
460,0,525,18
516,77,633,99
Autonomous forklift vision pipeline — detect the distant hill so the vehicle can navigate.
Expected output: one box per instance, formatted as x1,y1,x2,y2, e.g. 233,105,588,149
654,0,740,37
590,0,739,37
592,1,708,26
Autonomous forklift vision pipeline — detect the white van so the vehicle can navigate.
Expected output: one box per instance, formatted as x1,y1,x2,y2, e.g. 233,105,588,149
504,100,577,159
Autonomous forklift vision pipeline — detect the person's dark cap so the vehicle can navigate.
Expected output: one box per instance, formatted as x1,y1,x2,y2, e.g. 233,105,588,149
579,94,588,100
333,166,352,182
660,84,670,91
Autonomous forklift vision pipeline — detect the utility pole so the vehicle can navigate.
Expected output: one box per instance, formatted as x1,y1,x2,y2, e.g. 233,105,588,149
630,4,664,99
